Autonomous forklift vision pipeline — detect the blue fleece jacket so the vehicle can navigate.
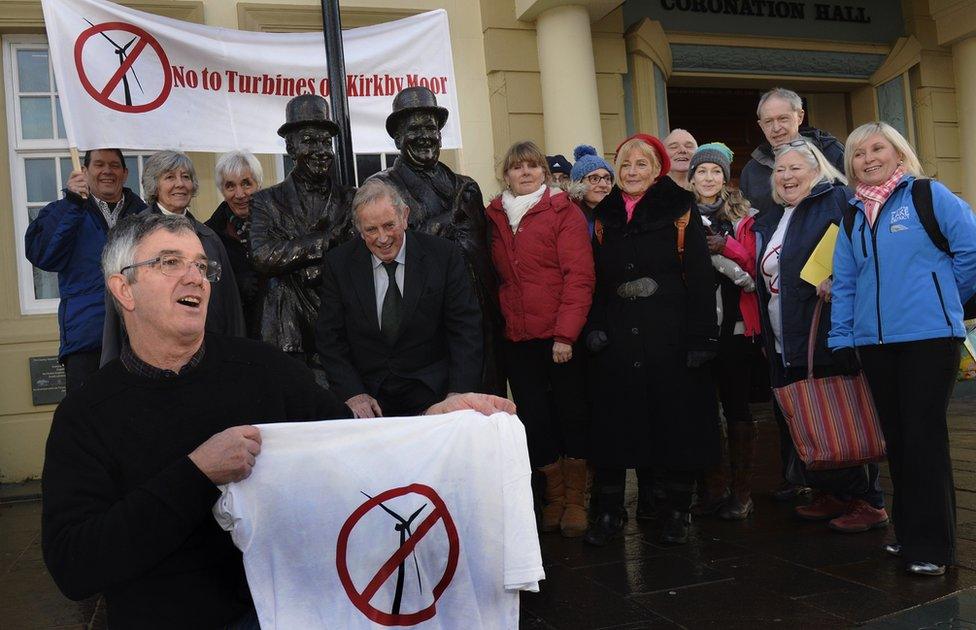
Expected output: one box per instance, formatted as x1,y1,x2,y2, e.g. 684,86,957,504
829,175,976,349
25,189,146,359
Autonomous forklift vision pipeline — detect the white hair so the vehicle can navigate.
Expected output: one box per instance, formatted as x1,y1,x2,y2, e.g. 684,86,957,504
142,150,199,206
757,87,803,118
215,150,264,190
353,178,408,230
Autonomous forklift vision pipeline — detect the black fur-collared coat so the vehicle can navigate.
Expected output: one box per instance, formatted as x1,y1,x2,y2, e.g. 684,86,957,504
586,176,721,470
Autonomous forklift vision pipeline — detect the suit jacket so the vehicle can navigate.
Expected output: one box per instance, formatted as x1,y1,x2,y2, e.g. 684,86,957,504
315,230,483,402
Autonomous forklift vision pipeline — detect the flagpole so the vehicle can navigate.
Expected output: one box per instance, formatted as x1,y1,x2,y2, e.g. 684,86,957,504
320,0,355,188
68,147,88,199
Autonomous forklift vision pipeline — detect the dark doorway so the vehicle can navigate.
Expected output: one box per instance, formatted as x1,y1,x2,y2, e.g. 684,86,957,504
666,87,764,187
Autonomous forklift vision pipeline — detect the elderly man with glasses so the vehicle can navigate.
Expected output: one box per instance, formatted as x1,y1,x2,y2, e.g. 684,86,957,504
740,87,846,217
40,213,515,628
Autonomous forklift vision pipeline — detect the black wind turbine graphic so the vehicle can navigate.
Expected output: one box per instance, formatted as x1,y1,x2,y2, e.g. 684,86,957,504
361,491,427,615
84,18,144,106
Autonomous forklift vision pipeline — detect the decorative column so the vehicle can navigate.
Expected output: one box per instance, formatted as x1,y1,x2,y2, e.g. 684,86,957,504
625,18,672,138
952,36,976,204
533,5,603,157
931,0,976,203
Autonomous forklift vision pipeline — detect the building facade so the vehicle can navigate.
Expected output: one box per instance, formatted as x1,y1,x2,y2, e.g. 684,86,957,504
0,0,973,481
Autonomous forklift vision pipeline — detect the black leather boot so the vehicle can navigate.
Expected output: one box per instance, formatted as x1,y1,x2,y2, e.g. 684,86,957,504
584,511,625,547
659,510,692,545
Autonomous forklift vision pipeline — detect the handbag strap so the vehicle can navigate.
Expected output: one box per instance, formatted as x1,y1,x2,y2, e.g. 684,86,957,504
806,298,824,379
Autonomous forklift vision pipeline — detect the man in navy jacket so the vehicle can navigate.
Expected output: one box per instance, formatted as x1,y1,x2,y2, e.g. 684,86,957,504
25,148,146,392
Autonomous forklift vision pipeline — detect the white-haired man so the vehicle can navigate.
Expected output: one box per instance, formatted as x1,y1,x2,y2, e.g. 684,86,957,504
740,87,845,216
316,178,483,418
41,213,512,627
663,129,699,190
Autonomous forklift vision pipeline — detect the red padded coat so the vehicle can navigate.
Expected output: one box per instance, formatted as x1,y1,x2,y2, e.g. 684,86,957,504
486,188,595,345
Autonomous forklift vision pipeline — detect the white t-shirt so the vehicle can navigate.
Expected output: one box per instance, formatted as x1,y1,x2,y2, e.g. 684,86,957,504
761,207,795,353
213,410,544,629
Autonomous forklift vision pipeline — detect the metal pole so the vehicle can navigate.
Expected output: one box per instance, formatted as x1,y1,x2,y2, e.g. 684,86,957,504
320,0,355,187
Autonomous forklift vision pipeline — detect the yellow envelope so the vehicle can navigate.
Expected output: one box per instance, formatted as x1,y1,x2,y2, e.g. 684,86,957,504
800,224,839,287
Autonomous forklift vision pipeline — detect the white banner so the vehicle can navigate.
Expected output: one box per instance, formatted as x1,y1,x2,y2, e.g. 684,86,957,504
40,0,462,153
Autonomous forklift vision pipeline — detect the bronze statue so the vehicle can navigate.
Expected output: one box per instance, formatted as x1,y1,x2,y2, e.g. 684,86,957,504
249,94,355,385
370,86,504,395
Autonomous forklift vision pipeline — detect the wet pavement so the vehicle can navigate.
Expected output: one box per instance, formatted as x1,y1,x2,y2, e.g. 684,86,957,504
3,385,976,629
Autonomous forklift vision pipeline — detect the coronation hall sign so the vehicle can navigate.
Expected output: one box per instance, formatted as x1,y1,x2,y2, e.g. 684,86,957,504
626,0,902,43
40,0,462,153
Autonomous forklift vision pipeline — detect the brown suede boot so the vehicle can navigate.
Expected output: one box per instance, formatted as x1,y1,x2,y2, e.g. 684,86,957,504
560,458,590,538
539,459,565,532
719,422,758,520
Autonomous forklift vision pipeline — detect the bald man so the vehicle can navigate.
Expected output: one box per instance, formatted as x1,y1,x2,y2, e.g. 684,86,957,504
663,129,699,191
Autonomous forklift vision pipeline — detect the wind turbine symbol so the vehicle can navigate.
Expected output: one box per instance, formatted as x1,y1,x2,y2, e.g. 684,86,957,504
361,491,427,615
84,18,144,106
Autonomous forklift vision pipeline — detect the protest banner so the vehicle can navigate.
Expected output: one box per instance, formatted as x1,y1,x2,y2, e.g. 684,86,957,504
40,0,462,154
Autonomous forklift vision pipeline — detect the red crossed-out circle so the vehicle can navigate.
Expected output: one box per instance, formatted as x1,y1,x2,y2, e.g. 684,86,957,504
73,22,172,113
336,484,460,626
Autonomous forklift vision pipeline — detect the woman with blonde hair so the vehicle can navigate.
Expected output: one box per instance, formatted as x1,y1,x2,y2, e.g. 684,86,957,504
485,141,595,538
830,122,976,575
751,139,887,532
583,133,720,546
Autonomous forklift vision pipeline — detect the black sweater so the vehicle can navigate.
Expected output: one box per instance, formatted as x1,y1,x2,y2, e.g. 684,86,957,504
41,334,350,629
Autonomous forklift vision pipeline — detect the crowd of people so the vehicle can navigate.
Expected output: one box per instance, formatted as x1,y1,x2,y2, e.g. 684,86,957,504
24,84,976,626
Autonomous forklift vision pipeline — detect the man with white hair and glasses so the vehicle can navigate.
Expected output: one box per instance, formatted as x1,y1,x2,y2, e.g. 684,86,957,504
41,213,514,628
740,87,845,217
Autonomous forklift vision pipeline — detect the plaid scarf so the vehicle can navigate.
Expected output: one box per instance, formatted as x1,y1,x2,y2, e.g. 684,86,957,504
855,166,906,227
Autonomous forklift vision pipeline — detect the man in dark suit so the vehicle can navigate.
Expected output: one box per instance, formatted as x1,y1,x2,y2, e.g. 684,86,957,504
316,178,483,418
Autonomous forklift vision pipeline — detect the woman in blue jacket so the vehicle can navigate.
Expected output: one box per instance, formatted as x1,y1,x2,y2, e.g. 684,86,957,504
753,140,887,533
830,122,976,576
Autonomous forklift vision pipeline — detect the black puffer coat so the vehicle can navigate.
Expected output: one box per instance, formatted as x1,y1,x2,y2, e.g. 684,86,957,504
587,177,720,470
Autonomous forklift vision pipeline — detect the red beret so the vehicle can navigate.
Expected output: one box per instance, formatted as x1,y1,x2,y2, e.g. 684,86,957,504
614,133,671,179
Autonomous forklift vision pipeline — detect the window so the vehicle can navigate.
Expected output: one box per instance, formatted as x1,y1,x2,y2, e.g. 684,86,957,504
3,36,149,315
277,152,399,186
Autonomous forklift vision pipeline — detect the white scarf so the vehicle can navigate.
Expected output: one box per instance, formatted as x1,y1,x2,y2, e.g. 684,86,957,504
501,184,547,233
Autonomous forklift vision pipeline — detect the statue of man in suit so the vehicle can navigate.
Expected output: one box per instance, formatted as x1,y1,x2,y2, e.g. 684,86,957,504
315,178,483,418
369,87,504,395
249,94,355,386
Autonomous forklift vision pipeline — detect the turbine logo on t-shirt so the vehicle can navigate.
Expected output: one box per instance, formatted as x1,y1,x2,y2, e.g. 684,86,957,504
336,484,460,626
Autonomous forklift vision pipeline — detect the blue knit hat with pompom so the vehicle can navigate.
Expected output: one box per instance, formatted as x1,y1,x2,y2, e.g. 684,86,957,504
570,144,615,182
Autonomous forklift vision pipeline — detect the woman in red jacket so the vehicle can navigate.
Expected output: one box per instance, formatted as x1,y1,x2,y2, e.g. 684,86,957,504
486,141,595,538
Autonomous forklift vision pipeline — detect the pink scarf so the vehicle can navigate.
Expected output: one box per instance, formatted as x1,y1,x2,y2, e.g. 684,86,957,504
622,192,642,223
855,166,906,227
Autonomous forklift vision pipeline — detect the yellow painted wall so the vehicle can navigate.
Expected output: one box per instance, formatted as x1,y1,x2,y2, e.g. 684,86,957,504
480,3,627,195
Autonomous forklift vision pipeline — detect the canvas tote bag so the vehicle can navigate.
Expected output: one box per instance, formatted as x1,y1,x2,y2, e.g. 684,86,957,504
773,299,886,470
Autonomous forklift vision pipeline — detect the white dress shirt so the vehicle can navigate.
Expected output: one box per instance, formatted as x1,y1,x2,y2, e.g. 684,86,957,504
371,234,407,327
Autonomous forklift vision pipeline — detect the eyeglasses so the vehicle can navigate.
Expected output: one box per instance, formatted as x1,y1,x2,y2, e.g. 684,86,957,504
773,139,813,155
121,254,221,282
584,174,613,185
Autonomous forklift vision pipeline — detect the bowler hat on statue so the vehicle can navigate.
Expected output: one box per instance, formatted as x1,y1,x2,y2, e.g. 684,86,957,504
277,94,340,138
385,86,449,138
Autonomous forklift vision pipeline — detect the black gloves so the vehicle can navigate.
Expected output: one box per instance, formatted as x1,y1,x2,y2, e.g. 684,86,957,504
687,350,717,368
831,347,861,376
586,330,609,354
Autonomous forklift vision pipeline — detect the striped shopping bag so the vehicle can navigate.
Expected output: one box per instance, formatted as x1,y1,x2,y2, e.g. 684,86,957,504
773,300,886,470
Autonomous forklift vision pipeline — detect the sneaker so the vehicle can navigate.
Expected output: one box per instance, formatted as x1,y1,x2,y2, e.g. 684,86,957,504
828,499,889,533
907,562,946,576
772,482,812,502
794,492,847,521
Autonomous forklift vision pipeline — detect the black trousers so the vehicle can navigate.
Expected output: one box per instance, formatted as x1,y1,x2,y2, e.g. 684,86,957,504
504,338,589,467
377,374,441,418
771,354,884,507
63,350,101,394
595,467,696,513
859,338,961,565
716,334,761,424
